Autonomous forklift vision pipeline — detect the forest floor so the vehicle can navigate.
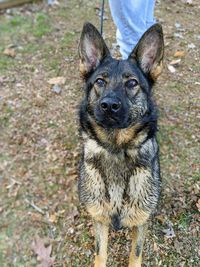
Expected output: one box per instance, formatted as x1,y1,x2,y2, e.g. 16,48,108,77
0,0,199,266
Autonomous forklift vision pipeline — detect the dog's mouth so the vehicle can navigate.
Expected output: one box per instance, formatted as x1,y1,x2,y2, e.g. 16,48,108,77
95,114,131,129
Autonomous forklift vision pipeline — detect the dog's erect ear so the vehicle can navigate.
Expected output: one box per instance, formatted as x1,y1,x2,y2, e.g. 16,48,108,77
129,23,164,81
79,22,110,78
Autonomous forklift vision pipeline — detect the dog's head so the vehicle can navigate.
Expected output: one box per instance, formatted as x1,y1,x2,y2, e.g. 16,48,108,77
79,22,164,130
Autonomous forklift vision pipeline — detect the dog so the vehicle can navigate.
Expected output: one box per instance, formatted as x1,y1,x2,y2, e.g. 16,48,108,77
78,22,164,267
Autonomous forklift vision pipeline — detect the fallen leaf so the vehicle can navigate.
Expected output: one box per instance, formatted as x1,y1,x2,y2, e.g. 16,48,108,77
174,50,185,58
162,226,176,238
34,95,46,107
170,59,181,66
3,47,16,58
188,43,196,49
155,214,165,224
153,242,159,252
58,209,65,214
66,209,79,222
196,199,200,212
48,214,58,224
68,227,75,234
167,65,176,73
52,84,62,94
174,33,183,39
175,23,181,29
31,236,55,267
0,76,4,84
174,240,182,253
47,77,66,85
185,0,193,5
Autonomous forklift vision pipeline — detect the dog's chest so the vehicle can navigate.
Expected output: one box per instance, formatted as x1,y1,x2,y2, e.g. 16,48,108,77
82,138,159,227
100,153,132,205
84,138,144,207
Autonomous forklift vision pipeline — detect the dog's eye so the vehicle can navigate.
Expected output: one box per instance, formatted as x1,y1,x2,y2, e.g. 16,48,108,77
95,78,106,87
125,79,138,89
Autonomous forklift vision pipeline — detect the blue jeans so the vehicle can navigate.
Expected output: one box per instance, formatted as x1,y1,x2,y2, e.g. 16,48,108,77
109,0,156,59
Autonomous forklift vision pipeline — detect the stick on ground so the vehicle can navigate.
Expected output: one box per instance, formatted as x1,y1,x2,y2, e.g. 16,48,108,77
0,0,34,10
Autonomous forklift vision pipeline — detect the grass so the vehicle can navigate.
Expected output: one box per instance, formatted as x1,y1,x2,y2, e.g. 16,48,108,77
0,12,52,37
21,43,40,54
33,12,52,37
0,56,16,72
0,11,53,73
191,173,200,182
0,106,14,127
177,212,191,230
61,32,77,47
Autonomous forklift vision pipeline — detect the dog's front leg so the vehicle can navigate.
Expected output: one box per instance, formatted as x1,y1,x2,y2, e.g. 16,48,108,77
128,224,147,267
94,221,109,267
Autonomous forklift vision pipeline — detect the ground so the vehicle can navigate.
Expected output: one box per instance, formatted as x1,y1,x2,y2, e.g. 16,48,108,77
0,0,199,266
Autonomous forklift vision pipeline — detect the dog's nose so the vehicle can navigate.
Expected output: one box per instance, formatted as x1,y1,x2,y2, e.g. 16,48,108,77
100,98,121,113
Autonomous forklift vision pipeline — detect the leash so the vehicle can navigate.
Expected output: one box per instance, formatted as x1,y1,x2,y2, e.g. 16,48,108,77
100,0,105,36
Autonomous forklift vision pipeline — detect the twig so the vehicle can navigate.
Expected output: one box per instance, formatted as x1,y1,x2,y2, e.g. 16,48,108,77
0,0,34,10
25,198,45,215
11,178,22,185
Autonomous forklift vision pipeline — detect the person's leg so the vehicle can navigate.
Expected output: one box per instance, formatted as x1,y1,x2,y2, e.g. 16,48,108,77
109,0,156,59
146,0,156,28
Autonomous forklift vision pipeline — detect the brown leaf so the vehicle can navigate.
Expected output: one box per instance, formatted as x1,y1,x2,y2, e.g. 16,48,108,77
155,214,165,224
31,236,55,267
153,242,159,252
47,76,66,85
3,47,16,58
48,214,58,224
174,50,185,58
34,95,46,107
169,59,181,66
196,199,200,212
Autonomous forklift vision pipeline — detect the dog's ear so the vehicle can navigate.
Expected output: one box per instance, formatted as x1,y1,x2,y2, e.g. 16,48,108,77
129,23,164,81
79,22,110,78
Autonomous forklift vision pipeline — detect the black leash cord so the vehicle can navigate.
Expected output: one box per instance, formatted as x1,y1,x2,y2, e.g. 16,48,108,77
100,0,105,35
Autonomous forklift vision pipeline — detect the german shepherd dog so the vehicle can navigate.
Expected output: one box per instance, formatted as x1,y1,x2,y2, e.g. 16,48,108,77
78,22,164,267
